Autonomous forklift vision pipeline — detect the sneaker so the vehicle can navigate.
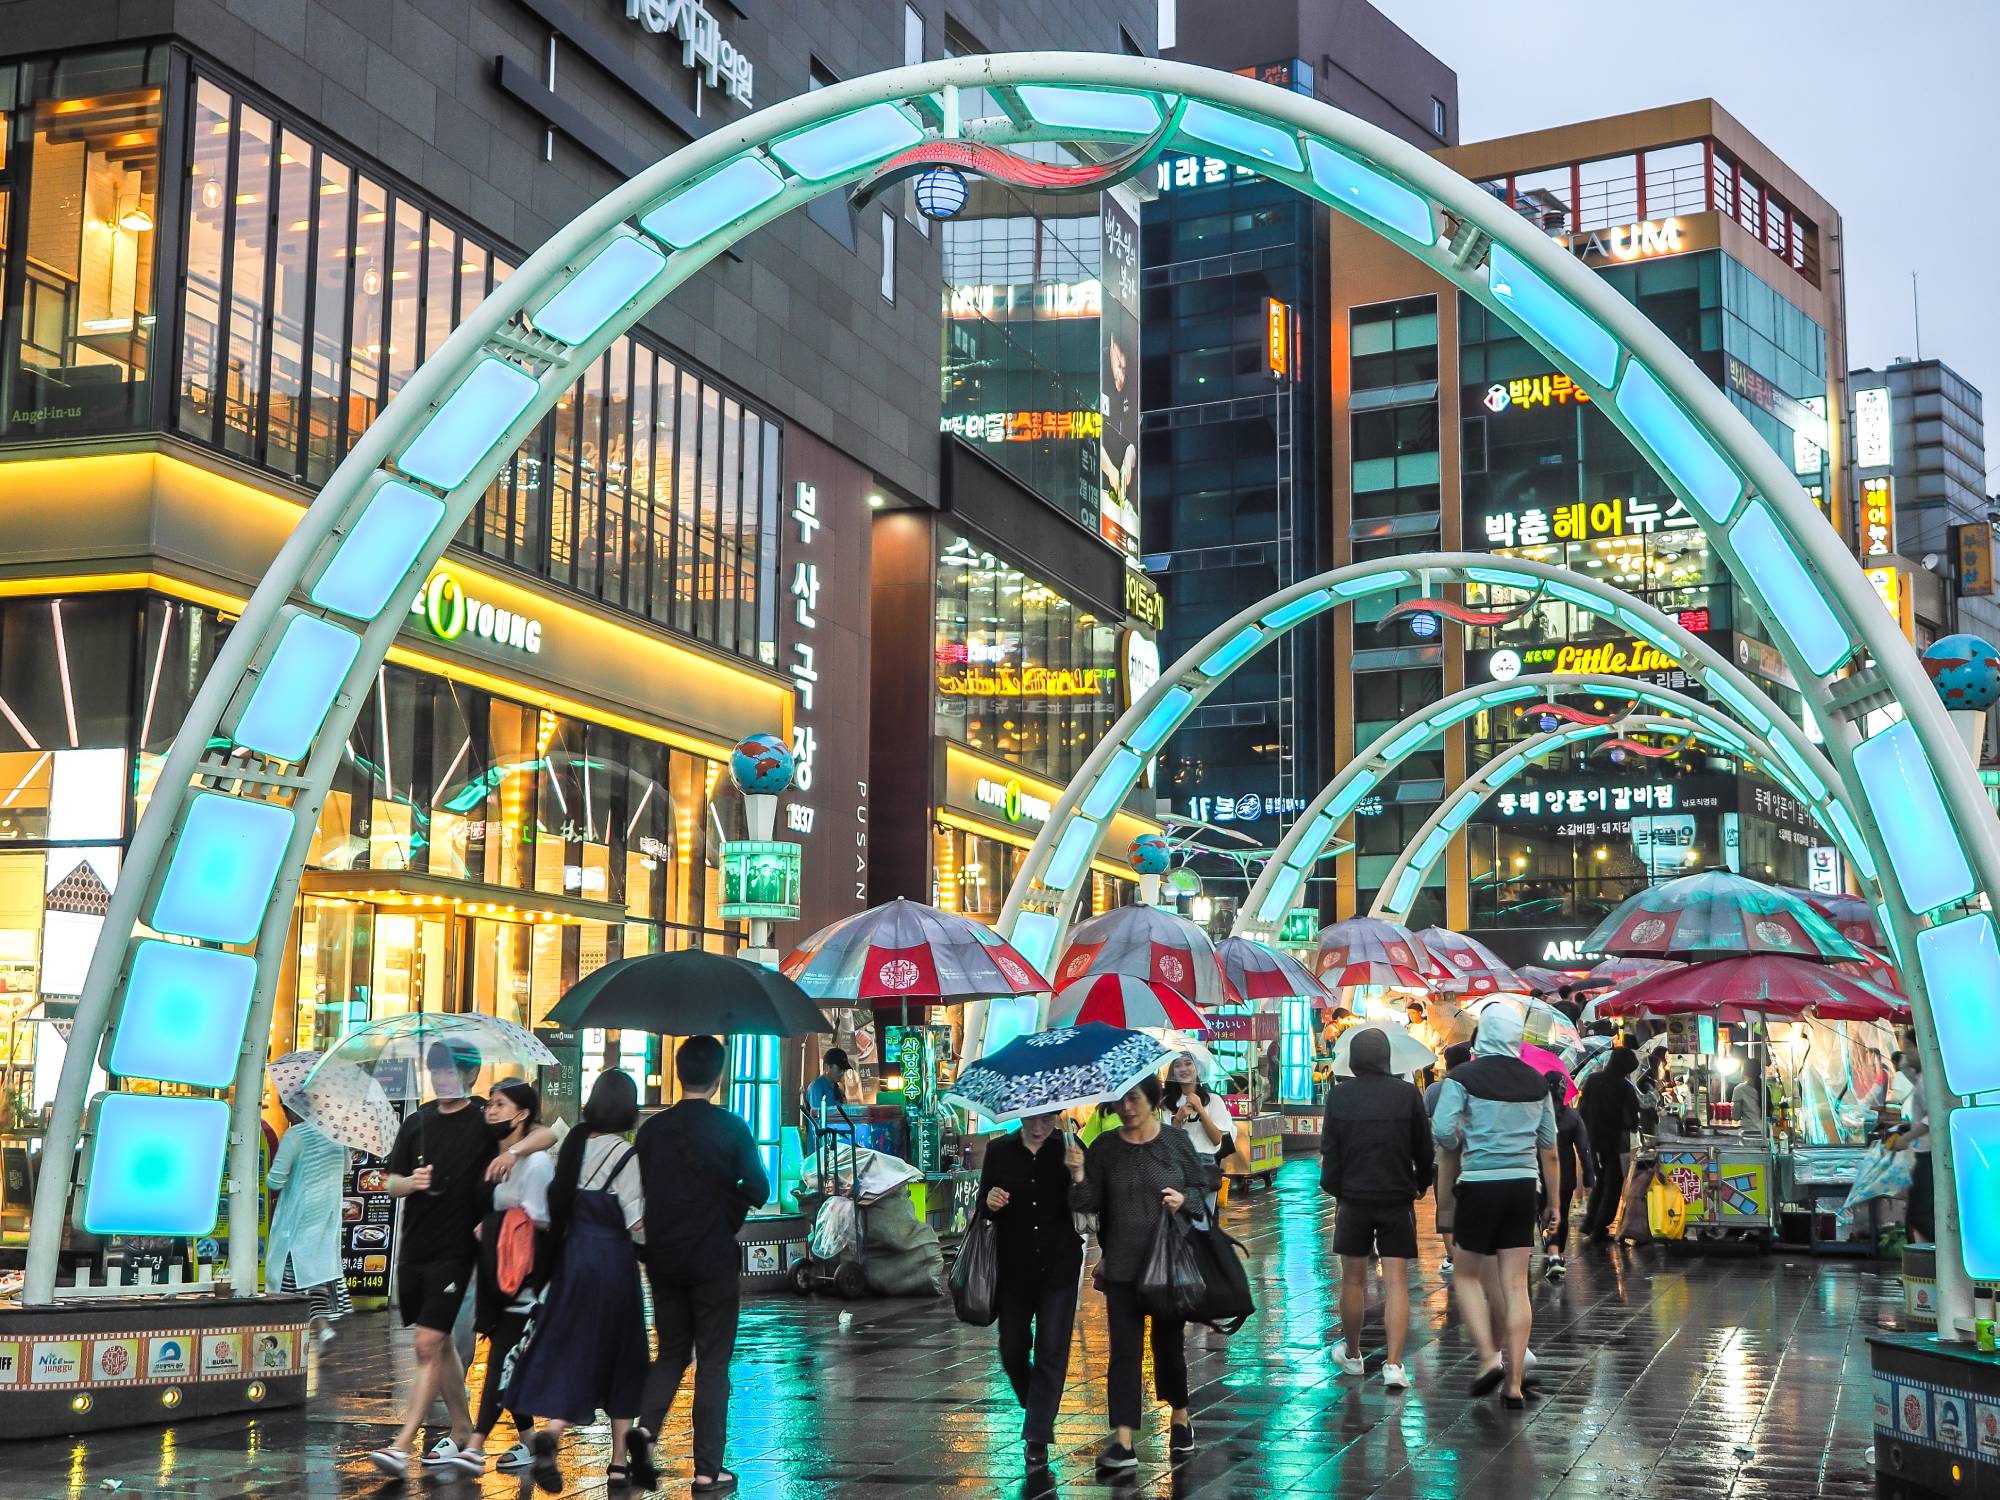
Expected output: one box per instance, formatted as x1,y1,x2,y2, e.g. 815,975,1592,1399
494,1443,535,1471
367,1447,409,1478
1440,1257,1454,1275
1330,1338,1365,1377
1381,1362,1410,1391
316,1324,339,1347
1170,1421,1197,1454
1547,1254,1566,1277
421,1437,472,1470
1096,1441,1138,1472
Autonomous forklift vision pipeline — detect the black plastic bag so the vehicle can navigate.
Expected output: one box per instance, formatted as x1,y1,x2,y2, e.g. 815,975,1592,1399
949,1210,1000,1326
1185,1222,1256,1334
1135,1205,1208,1322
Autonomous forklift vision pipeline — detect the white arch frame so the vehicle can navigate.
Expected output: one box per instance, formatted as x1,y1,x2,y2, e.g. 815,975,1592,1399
1228,669,1869,937
30,55,1995,1329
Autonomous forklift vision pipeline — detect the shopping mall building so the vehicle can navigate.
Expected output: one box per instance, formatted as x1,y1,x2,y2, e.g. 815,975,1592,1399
1321,101,1853,965
0,0,1162,1189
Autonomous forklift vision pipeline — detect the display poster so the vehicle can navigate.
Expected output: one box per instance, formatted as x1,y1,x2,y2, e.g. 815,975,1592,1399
1097,191,1141,557
341,1154,397,1303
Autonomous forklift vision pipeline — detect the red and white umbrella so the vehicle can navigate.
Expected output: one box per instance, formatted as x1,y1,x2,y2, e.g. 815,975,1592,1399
1511,965,1573,996
1215,936,1331,1004
1794,890,1883,950
1054,904,1236,1010
1315,917,1434,992
1833,948,1904,996
1584,871,1861,963
781,898,1051,1005
1573,955,1682,993
1046,973,1207,1033
1585,954,1909,1024
1415,928,1519,996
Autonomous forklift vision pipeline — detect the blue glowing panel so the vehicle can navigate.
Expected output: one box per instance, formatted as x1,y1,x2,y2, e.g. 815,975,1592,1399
81,1094,228,1236
1615,360,1743,523
1009,911,1061,975
1426,700,1489,730
1386,866,1423,915
231,614,361,763
397,357,539,492
1486,244,1619,388
1411,825,1453,871
1256,864,1304,925
150,794,296,945
1303,140,1433,244
1015,85,1161,136
1825,801,1877,882
1547,581,1603,612
1129,687,1194,755
1260,592,1333,630
1729,503,1855,676
1044,817,1101,892
1916,916,2000,1097
1949,1106,2000,1280
1379,723,1432,762
1702,671,1773,733
531,236,668,344
310,480,447,621
1177,101,1303,173
105,942,259,1088
1332,571,1410,597
769,104,923,182
1689,716,1749,754
1852,720,1974,914
1326,772,1379,822
1467,566,1539,589
641,157,785,249
1198,626,1264,678
1285,813,1336,869
1615,610,1681,660
1080,748,1143,822
1486,750,1532,785
1438,794,1483,834
1767,733,1828,801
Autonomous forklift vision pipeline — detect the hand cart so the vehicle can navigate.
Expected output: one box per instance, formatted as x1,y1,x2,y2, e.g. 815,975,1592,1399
791,1107,870,1298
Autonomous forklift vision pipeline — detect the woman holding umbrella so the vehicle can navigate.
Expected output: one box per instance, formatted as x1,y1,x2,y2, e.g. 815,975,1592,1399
264,1090,352,1342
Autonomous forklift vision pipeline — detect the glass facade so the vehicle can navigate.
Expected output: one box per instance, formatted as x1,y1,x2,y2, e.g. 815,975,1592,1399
0,54,782,666
932,524,1122,784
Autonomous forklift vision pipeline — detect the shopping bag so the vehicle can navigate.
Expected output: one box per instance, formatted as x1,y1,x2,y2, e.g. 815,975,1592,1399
495,1206,538,1296
948,1211,1001,1327
1184,1222,1255,1335
1646,1173,1687,1241
1135,1206,1208,1322
810,1195,858,1260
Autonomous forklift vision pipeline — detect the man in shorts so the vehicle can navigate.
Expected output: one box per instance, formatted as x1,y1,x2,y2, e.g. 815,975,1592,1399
1319,1024,1433,1390
1432,1005,1559,1408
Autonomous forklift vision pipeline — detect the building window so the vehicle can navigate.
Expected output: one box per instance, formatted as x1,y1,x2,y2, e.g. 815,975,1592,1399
1431,96,1447,139
880,211,896,303
903,4,923,66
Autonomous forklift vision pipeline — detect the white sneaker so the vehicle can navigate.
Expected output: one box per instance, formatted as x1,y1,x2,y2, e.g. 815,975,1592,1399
1330,1338,1365,1376
1381,1362,1410,1391
495,1443,535,1471
1440,1257,1454,1275
1500,1347,1539,1374
420,1437,471,1470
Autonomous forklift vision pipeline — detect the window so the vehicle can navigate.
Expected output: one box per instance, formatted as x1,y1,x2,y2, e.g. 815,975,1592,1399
903,4,923,66
1158,0,1177,51
879,211,896,302
1430,96,1447,139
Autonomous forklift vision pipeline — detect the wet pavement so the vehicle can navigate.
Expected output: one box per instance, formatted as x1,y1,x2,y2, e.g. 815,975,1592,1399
7,1158,1895,1498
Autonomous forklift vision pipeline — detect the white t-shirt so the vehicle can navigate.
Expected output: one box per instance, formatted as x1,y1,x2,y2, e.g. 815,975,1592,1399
493,1148,555,1226
1165,1091,1235,1158
1907,1083,1931,1154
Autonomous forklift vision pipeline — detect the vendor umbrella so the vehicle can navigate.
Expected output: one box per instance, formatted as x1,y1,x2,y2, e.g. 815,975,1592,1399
1834,948,1905,996
1331,1018,1437,1078
1511,965,1572,997
781,898,1051,1005
1415,928,1519,996
1046,972,1206,1033
1215,936,1331,1004
945,1022,1175,1123
1055,904,1236,1009
546,949,832,1036
1789,888,1883,950
1574,955,1682,993
1315,917,1435,992
1585,953,1909,1024
1584,870,1863,962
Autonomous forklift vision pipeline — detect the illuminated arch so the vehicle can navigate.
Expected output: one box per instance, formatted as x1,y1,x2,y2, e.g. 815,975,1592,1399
30,56,1999,1317
1364,712,1860,923
1223,673,1871,935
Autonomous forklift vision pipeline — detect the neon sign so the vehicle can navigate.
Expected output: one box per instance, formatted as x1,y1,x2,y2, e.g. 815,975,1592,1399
1481,494,1695,547
1483,372,1591,413
1855,385,1894,468
940,409,1104,444
936,665,1109,698
975,777,1051,826
945,280,1101,321
409,570,543,654
1558,217,1684,263
1266,298,1289,378
1860,475,1895,559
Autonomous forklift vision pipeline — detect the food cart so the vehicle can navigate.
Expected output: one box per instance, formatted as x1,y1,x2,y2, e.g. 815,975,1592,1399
1203,1009,1282,1188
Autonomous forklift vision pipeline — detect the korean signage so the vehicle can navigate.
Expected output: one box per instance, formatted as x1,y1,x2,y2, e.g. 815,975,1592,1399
941,409,1103,445
1746,781,1814,834
1855,385,1894,468
1153,154,1256,193
1099,192,1142,558
935,664,1110,699
409,569,544,654
1860,475,1895,558
1957,522,1996,597
1124,568,1165,630
1482,638,1681,679
1266,298,1290,378
720,840,803,921
621,0,753,106
788,482,822,822
1865,562,1915,640
1807,845,1841,895
1186,793,1308,825
1478,493,1695,548
1495,783,1684,820
1725,356,1831,454
1481,372,1592,414
974,777,1051,828
341,1155,396,1301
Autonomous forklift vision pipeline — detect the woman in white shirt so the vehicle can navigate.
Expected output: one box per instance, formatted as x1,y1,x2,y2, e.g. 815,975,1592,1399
1160,1053,1234,1215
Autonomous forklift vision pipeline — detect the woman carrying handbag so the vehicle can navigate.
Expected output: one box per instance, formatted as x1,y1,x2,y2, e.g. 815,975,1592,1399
1161,1053,1234,1217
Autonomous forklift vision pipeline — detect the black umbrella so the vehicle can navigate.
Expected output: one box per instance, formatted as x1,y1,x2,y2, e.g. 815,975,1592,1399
545,949,834,1037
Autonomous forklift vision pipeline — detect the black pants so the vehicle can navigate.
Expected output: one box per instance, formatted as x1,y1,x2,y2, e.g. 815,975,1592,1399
1580,1141,1626,1238
1101,1279,1187,1431
641,1270,740,1478
1545,1163,1578,1253
473,1310,531,1439
1909,1152,1936,1243
996,1276,1078,1444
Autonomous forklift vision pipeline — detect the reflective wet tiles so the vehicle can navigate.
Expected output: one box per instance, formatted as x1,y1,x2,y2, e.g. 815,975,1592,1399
9,1159,1894,1497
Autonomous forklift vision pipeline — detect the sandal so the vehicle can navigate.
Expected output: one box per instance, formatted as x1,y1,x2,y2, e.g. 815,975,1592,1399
1468,1357,1504,1398
607,1463,630,1487
626,1427,659,1490
530,1430,562,1495
693,1472,739,1493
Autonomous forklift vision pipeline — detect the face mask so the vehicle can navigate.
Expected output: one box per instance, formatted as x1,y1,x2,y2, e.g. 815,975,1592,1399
488,1118,519,1141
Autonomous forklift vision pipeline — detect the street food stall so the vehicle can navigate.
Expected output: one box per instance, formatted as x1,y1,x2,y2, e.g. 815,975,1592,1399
1213,936,1330,1164
1204,1008,1283,1188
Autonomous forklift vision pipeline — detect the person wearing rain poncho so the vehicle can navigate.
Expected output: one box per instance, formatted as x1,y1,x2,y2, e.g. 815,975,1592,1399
1431,1005,1560,1409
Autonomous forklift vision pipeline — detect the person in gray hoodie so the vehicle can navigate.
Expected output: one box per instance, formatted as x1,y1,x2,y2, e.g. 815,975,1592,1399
1432,1005,1559,1407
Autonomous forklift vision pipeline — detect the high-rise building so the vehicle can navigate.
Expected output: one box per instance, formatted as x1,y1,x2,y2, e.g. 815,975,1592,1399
1323,101,1851,965
1140,1,1457,925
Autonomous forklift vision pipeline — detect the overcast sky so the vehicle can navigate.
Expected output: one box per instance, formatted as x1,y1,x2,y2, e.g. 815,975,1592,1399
1368,0,2000,467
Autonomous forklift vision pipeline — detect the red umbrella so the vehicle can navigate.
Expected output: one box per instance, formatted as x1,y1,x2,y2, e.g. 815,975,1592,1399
1055,905,1236,1009
1834,948,1905,996
1585,871,1862,962
1046,973,1207,1033
1415,928,1519,995
781,898,1051,1005
1511,965,1573,996
1795,890,1883,950
1586,954,1909,1023
1215,936,1331,1004
1573,955,1682,993
1316,917,1435,991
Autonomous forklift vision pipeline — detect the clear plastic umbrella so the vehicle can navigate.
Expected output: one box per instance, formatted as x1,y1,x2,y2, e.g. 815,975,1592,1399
1459,993,1582,1051
1331,1018,1437,1078
307,1012,557,1103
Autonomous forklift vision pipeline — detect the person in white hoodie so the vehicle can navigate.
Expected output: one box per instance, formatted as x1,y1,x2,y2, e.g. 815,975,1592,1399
1432,1005,1560,1408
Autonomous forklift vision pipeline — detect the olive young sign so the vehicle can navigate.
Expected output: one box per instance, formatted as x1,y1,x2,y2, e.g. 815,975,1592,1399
975,777,1052,827
409,570,544,654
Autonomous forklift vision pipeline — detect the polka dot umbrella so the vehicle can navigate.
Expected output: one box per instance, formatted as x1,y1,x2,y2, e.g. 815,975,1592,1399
270,1048,399,1157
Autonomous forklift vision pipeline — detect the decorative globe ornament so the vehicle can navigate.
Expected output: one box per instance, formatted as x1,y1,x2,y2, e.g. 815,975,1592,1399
729,732,795,794
1921,634,2000,711
1127,833,1171,875
913,166,969,219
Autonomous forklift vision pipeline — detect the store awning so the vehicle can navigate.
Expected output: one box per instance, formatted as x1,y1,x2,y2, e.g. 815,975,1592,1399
299,868,628,927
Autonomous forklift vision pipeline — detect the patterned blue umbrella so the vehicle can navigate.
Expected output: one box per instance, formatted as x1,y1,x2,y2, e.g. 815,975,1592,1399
944,1022,1174,1123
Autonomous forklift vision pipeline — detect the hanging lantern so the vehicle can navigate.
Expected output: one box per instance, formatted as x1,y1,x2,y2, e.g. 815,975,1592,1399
913,166,969,219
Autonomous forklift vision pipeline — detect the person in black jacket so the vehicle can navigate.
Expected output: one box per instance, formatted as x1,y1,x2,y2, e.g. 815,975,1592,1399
977,1110,1084,1469
1320,1025,1433,1390
1542,1071,1596,1276
1578,1047,1641,1243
